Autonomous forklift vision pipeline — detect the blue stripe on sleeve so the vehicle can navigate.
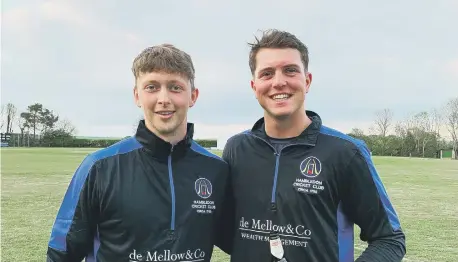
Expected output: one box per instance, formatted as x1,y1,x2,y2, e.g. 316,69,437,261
358,144,401,230
320,126,401,231
190,141,226,163
48,137,142,252
337,203,354,262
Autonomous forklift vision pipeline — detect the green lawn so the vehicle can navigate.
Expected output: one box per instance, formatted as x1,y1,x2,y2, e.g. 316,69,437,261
1,147,457,261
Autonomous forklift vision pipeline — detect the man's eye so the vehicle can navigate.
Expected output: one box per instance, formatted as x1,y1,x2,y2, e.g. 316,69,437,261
170,85,182,91
285,68,298,73
145,85,156,90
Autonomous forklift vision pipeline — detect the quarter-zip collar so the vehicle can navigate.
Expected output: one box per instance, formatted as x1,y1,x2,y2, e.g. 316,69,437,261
250,110,322,146
134,120,193,160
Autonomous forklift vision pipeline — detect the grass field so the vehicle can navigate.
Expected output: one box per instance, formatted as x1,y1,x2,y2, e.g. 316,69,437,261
1,147,457,261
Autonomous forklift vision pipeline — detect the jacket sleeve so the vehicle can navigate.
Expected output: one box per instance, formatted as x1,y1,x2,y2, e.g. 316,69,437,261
47,156,100,262
339,143,406,262
214,138,237,255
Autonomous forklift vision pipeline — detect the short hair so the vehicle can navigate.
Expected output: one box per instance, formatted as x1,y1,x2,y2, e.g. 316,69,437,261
132,44,195,89
248,29,309,75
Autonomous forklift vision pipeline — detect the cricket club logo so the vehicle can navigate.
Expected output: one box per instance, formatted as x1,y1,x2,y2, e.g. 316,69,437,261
194,178,213,199
300,156,322,178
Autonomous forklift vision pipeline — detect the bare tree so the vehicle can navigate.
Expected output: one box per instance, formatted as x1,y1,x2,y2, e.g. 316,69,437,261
431,108,443,136
397,114,424,156
395,119,409,138
57,118,77,135
374,109,394,137
0,105,5,131
372,109,394,155
5,103,17,133
395,116,422,156
414,111,437,157
444,97,458,156
16,116,29,147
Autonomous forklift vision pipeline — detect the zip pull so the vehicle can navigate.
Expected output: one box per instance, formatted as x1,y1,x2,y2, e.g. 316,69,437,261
270,203,277,212
167,230,176,242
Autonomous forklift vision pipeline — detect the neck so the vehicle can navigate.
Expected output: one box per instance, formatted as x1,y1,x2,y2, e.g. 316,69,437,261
264,110,311,139
146,121,187,145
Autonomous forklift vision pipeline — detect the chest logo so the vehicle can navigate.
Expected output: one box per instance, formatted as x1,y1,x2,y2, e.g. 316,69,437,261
194,178,213,199
300,156,322,178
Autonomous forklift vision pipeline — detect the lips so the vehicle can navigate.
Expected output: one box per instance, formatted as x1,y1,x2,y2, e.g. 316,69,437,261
155,111,175,116
270,93,292,100
155,111,175,119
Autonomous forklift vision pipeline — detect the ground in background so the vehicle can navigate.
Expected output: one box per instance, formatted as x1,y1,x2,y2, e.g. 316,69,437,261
1,147,457,261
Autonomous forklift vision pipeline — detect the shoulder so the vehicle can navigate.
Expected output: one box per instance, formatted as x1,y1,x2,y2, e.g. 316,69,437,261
190,140,227,165
224,129,251,151
90,136,142,163
318,125,370,156
78,136,143,176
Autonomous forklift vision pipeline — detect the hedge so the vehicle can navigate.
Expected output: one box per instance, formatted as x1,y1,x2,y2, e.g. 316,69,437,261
40,137,217,148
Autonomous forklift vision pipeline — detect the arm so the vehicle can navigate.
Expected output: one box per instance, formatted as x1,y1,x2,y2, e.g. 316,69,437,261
47,157,100,262
339,143,406,262
214,140,237,254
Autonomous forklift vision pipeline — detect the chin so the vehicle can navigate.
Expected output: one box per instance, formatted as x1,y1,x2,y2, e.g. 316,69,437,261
266,112,290,121
155,125,179,135
266,107,293,118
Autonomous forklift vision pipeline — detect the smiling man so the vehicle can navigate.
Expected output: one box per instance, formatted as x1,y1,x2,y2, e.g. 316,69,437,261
46,44,230,262
220,29,406,261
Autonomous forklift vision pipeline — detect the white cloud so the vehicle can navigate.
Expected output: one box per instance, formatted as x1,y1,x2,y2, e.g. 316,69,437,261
2,0,457,144
2,6,32,31
2,0,145,47
39,0,89,26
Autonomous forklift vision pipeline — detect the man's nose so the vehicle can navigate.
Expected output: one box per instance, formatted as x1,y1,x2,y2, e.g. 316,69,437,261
157,87,171,104
272,72,287,88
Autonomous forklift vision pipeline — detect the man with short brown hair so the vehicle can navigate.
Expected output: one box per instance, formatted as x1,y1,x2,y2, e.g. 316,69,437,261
47,44,230,262
221,29,406,261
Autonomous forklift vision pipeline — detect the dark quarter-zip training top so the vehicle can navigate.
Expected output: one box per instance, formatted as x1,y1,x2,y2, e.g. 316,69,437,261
219,111,406,262
47,120,230,262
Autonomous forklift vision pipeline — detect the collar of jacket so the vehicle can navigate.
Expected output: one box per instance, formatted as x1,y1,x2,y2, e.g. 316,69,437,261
134,120,194,160
250,110,322,146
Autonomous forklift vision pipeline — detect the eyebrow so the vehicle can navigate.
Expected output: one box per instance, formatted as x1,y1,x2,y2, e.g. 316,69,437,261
143,79,186,86
258,64,301,74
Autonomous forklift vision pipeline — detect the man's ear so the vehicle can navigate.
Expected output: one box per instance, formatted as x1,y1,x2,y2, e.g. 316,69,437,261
133,86,141,108
250,79,259,100
305,72,312,93
189,88,199,107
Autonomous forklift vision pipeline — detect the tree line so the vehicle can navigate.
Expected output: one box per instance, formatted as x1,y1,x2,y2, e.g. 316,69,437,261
1,98,457,158
348,97,458,158
0,103,77,147
0,102,217,148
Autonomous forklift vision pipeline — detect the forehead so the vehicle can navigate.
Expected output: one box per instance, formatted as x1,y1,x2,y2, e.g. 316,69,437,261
137,71,190,85
255,48,303,70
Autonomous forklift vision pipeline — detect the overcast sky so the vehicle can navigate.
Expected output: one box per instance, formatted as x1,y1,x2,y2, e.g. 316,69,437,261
2,0,457,147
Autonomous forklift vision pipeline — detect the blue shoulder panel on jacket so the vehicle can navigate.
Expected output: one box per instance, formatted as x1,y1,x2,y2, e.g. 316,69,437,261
48,137,142,252
190,140,226,163
224,129,251,148
319,126,401,230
